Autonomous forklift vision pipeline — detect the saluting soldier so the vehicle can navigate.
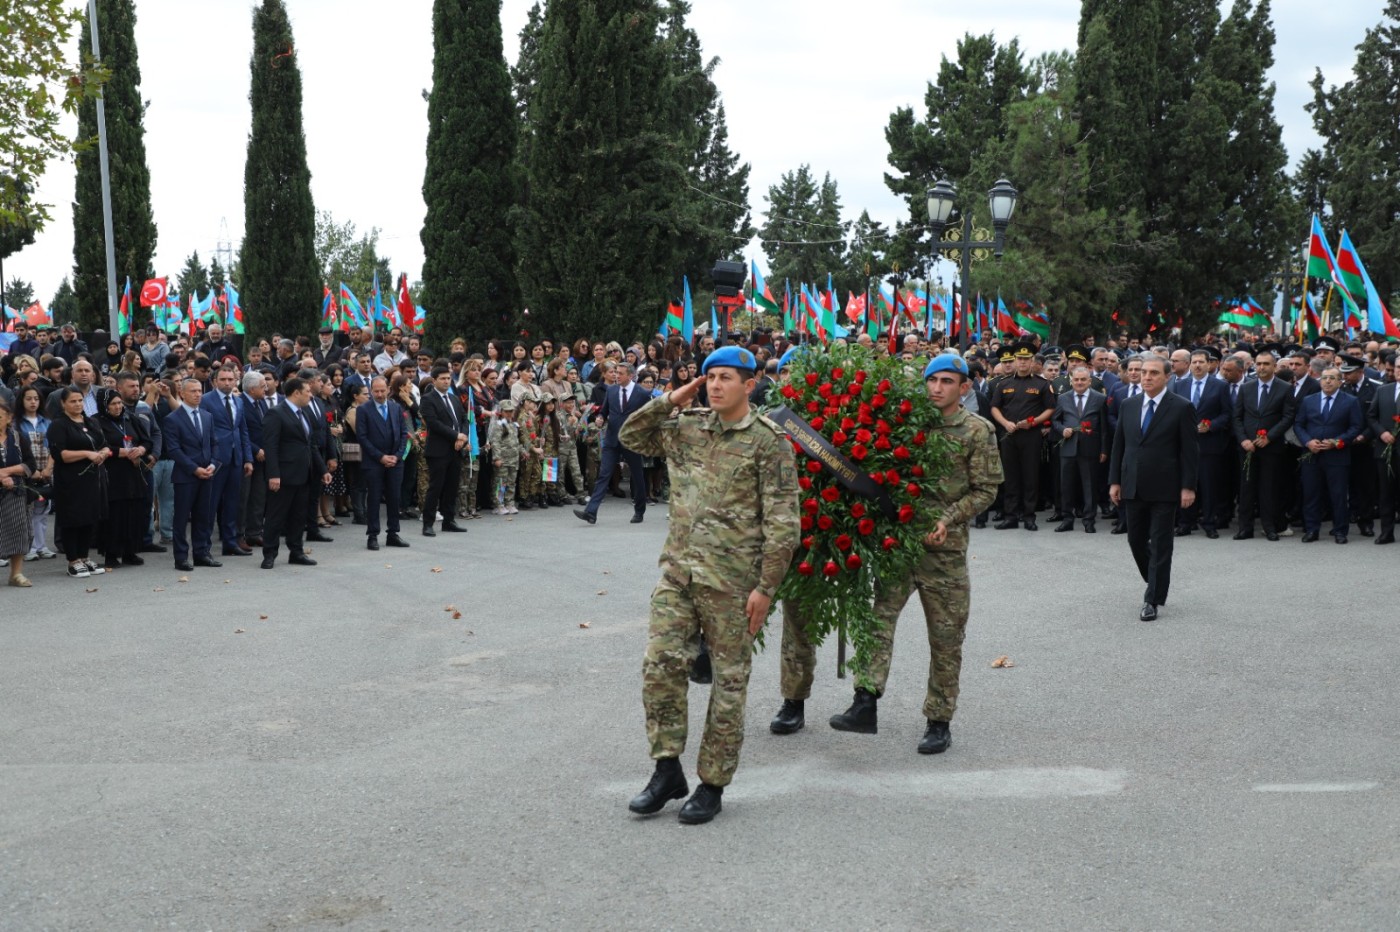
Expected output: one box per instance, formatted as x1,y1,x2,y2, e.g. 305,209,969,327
990,342,1054,530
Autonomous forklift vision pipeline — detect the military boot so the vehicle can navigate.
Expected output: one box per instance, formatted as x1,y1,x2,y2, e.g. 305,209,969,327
828,688,878,734
770,699,805,734
918,719,951,754
688,644,712,684
677,783,723,825
628,757,688,815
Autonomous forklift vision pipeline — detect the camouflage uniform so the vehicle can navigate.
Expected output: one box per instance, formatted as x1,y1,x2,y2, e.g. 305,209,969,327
778,600,817,700
621,394,800,787
488,415,522,510
557,408,587,504
517,407,543,502
863,406,1002,721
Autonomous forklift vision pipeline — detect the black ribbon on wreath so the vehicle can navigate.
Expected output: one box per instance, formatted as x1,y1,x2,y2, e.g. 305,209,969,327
767,405,897,521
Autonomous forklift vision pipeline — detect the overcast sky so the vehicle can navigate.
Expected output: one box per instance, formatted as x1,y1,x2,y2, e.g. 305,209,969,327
6,0,1381,305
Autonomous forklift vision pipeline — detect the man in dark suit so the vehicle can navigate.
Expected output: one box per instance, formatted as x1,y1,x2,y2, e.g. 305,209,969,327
1294,367,1364,543
1367,377,1400,544
165,379,221,571
1109,355,1199,621
238,371,270,548
1339,353,1381,536
419,365,469,535
1105,356,1144,533
358,375,411,550
1052,366,1107,532
311,326,344,368
575,362,651,525
1231,349,1295,540
198,364,254,556
298,369,337,543
1171,349,1232,538
261,376,329,568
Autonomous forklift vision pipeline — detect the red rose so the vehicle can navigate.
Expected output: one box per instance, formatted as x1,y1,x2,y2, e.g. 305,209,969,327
840,417,857,431
802,498,820,515
801,516,814,531
832,430,848,446
871,394,888,409
878,379,892,393
898,505,915,523
832,367,845,380
847,383,860,396
876,420,892,435
1201,419,1211,429
886,469,900,484
858,411,874,426
806,401,821,414
899,399,913,415
791,440,804,455
894,415,905,425
822,561,840,577
855,429,873,443
1337,439,1346,450
811,416,825,431
798,561,815,576
854,370,869,384
835,534,853,551
818,383,833,399
911,465,925,478
817,515,834,530
851,445,868,461
781,385,799,400
893,445,911,460
805,373,818,386
325,411,335,424
857,518,876,536
798,476,812,491
824,406,839,418
807,460,823,474
850,502,867,518
1257,429,1268,437
845,553,863,570
820,486,841,503
907,482,922,497
869,470,884,484
874,436,892,452
882,536,898,551
912,431,926,446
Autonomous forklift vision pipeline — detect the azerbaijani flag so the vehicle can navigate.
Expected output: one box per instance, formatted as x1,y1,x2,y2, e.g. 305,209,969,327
751,261,781,316
1341,231,1400,339
224,280,245,335
995,295,1016,337
339,283,367,330
681,275,694,342
117,277,132,336
1016,303,1051,340
1306,214,1359,319
322,286,340,330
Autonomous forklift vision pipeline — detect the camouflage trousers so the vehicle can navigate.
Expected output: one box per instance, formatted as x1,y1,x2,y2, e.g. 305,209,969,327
643,580,754,787
494,460,518,508
518,455,542,499
867,548,971,722
455,457,479,515
779,601,817,700
560,445,585,500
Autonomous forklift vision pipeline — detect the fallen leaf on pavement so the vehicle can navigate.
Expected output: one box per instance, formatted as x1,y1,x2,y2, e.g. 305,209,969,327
85,587,98,593
431,567,443,573
596,590,607,596
452,611,462,619
444,604,456,612
223,579,231,584
178,576,189,583
234,628,245,634
258,614,269,620
578,622,591,629
991,655,1014,668
152,586,166,592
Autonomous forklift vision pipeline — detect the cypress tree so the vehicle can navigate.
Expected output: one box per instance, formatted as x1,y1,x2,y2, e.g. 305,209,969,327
516,0,684,342
72,0,156,331
243,0,320,342
421,0,520,346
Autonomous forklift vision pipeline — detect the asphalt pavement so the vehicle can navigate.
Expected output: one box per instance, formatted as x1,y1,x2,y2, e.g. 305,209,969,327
3,504,1398,931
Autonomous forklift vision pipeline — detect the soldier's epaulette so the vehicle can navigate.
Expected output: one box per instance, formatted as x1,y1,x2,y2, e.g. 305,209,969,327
680,406,712,417
754,413,789,438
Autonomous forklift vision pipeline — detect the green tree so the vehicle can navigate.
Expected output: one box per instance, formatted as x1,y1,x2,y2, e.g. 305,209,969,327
176,252,210,306
72,0,157,331
510,1,544,129
316,210,393,304
1306,0,1400,303
759,165,846,287
0,0,108,230
208,256,226,293
844,210,895,297
422,0,521,345
4,278,35,310
243,0,320,342
516,0,686,342
50,276,78,321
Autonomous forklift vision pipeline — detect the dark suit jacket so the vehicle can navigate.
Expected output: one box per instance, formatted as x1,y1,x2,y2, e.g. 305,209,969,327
602,381,652,449
1232,377,1295,446
1294,390,1363,464
1367,382,1400,460
1172,377,1232,454
241,394,268,456
164,406,215,485
199,390,252,466
420,388,467,458
1052,388,1107,458
359,399,409,466
313,344,344,368
1290,375,1321,403
262,402,327,485
1105,382,1145,434
1109,390,1200,502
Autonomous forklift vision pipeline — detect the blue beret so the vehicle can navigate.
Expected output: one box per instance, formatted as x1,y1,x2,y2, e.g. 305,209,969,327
923,353,969,379
778,346,802,371
702,346,757,375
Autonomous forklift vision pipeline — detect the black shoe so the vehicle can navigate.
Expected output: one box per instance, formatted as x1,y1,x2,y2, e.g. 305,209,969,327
994,518,1019,530
1233,529,1255,540
174,560,194,571
1359,524,1374,537
260,557,275,569
677,783,724,825
441,522,467,532
770,699,805,735
193,556,222,568
1023,517,1038,531
289,553,317,566
1047,512,1066,522
121,553,146,566
1302,531,1319,543
1054,520,1075,532
628,758,688,815
1204,528,1219,539
518,500,535,510
421,525,437,537
1140,602,1157,621
917,719,951,755
1265,531,1280,541
306,532,333,543
829,688,878,734
1101,507,1118,519
689,649,712,685
386,534,410,548
223,545,253,556
1375,531,1395,545
973,516,987,529
367,537,380,551
1335,534,1348,545
1174,526,1191,537
1083,522,1096,534
630,513,644,524
574,508,596,525
139,543,167,554
403,507,421,520
1111,525,1127,535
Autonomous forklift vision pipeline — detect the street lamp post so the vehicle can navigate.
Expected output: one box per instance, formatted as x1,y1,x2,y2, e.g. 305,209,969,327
926,178,1019,352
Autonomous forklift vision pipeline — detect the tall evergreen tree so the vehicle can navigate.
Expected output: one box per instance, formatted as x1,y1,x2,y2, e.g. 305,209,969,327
177,252,210,306
759,165,847,286
243,0,320,342
516,0,685,341
209,256,226,293
843,211,894,296
50,276,78,322
422,0,520,344
71,0,156,331
1306,0,1400,303
4,278,35,311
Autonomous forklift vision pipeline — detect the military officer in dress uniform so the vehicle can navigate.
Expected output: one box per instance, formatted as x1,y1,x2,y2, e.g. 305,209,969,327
990,342,1054,530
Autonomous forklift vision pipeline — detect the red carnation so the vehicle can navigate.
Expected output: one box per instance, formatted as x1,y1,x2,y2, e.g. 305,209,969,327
876,420,892,435
832,366,845,379
871,394,888,409
899,399,913,415
805,373,818,386
911,465,925,478
802,498,820,515
869,470,884,484
855,428,873,443
858,412,875,426
801,536,814,550
801,516,814,531
841,417,857,431
894,416,905,425
882,536,898,551
822,561,840,577
807,461,823,474
893,445,911,460
835,534,853,551
845,553,863,570
798,476,812,491
906,482,922,498
912,431,926,446
854,370,869,384
874,436,892,452
781,385,799,400
850,502,867,518
857,518,876,536
325,411,336,424
832,430,848,446
1336,439,1346,450
824,406,839,419
820,486,841,503
806,401,821,414
811,417,825,431
847,383,860,396
791,440,803,455
878,379,892,393
798,561,815,576
818,383,833,399
851,445,868,461
898,505,915,523
817,515,834,530
886,469,900,484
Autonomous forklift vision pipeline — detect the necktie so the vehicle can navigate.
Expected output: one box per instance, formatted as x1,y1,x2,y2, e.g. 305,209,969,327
1323,395,1333,419
1076,394,1084,418
380,403,389,422
1191,381,1202,406
1259,381,1269,406
298,407,311,437
224,393,234,425
1143,398,1156,433
622,385,630,407
189,408,201,437
1230,383,1238,405
444,393,459,430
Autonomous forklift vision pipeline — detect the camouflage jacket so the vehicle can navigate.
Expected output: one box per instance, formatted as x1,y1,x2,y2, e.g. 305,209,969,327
487,418,521,464
620,395,800,597
926,406,1003,553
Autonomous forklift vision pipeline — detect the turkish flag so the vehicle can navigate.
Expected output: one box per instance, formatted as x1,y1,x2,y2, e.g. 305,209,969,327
22,302,49,327
140,277,168,307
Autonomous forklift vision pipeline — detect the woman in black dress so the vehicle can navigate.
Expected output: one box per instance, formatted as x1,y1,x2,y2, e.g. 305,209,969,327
47,386,113,579
93,388,149,569
0,399,37,587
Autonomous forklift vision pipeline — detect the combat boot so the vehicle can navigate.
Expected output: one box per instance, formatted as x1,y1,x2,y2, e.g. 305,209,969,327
770,699,805,734
918,719,951,754
828,688,878,734
688,646,712,684
628,757,688,815
677,783,723,825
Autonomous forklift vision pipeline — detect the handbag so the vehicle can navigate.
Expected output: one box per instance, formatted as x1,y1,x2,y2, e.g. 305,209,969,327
340,442,362,463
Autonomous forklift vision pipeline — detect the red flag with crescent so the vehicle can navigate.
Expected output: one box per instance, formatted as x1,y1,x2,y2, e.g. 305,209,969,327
140,278,168,307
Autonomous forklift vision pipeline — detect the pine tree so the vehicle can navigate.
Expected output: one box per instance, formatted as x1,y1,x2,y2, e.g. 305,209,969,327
516,0,685,342
1306,0,1400,302
243,0,320,342
177,252,210,305
209,256,226,293
844,211,895,295
4,278,35,310
50,276,78,321
759,165,846,286
71,0,156,331
510,1,544,129
421,0,520,345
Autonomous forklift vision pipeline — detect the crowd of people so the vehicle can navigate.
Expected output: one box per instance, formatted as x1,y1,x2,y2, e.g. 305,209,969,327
1,313,1395,590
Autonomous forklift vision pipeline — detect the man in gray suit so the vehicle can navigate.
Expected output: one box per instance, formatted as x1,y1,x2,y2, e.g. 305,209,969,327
1052,366,1108,533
